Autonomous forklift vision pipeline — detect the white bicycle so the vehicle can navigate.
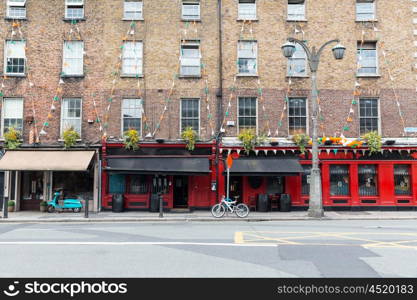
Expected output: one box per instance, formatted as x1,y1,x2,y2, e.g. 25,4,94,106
211,196,250,218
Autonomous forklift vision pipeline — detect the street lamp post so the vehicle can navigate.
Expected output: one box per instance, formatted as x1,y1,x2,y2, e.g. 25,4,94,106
282,38,346,218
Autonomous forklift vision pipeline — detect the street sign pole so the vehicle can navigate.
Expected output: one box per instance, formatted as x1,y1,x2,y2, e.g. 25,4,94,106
226,167,230,200
226,154,233,201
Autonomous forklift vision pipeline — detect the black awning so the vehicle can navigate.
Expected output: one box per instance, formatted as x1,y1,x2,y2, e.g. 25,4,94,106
228,158,303,176
106,157,210,175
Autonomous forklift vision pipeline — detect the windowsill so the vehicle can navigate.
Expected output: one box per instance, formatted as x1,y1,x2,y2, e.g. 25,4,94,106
237,18,258,22
286,19,308,22
236,73,258,77
181,18,201,22
120,74,144,78
63,18,86,22
179,75,201,79
3,73,26,78
355,19,378,23
356,74,381,78
58,139,83,142
4,17,27,21
60,74,85,78
122,18,144,21
286,75,309,78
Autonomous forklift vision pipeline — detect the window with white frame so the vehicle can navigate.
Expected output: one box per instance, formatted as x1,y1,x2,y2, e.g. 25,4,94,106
238,97,257,131
7,0,26,19
356,0,375,21
181,99,199,133
238,41,257,75
1,98,24,135
357,41,377,75
288,43,307,76
61,98,82,136
180,41,201,77
288,98,307,135
287,0,305,21
4,40,26,75
182,0,200,20
122,98,142,134
65,0,84,19
122,41,143,76
238,0,256,20
124,0,143,20
63,41,84,76
359,98,379,134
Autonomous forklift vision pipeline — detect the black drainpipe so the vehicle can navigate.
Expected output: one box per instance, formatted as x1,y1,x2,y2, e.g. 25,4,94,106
215,0,223,203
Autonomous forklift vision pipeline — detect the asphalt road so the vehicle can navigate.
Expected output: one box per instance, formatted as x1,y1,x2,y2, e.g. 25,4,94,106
1,220,417,277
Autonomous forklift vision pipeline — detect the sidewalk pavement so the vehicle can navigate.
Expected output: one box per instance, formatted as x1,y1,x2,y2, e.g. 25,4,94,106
1,210,417,223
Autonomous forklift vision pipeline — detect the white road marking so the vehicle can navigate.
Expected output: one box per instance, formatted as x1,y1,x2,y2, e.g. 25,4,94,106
0,241,277,247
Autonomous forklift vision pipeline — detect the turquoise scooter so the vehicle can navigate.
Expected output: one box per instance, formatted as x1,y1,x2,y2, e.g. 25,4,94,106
47,189,83,213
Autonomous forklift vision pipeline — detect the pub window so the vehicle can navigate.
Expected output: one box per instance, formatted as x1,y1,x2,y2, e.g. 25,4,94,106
180,41,201,77
330,165,350,196
129,175,148,194
4,40,26,75
238,0,256,20
181,98,200,133
182,0,200,21
394,165,411,195
122,98,142,135
109,174,126,194
356,0,375,21
359,98,379,135
357,41,378,76
287,0,305,21
122,41,143,76
2,98,24,135
288,42,307,76
65,0,84,20
238,97,257,132
358,165,378,196
301,165,311,195
237,41,257,75
288,98,307,135
124,0,143,20
7,0,26,19
63,40,84,76
61,98,82,136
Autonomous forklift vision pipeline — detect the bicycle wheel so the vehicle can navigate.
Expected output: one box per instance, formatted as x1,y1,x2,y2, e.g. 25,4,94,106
235,203,249,218
211,203,226,218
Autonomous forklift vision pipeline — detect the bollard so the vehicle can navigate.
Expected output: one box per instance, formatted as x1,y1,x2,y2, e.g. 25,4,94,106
2,196,8,219
158,192,163,218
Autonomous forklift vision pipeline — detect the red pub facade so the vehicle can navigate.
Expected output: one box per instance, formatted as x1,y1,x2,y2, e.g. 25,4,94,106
101,139,417,211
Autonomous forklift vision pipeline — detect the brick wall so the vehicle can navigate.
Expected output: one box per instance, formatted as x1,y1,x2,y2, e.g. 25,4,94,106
0,0,415,147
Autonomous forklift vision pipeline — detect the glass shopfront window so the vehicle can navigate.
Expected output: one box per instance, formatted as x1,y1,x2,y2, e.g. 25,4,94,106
301,165,311,195
109,174,126,194
129,175,148,194
358,165,378,196
53,170,94,200
330,165,350,196
394,165,411,195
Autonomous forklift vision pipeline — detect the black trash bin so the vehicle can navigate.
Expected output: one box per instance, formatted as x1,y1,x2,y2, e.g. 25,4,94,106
257,194,270,212
150,194,160,212
112,194,124,213
280,194,291,212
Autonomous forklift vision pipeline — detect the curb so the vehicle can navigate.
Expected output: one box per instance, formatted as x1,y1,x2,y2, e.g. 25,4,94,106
1,217,417,223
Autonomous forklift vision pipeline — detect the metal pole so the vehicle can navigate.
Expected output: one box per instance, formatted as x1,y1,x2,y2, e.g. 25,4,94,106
84,198,89,218
158,192,163,218
2,196,7,219
226,167,230,200
307,70,324,218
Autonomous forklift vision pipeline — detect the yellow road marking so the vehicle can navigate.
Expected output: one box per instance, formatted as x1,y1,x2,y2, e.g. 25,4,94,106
234,232,244,244
235,231,417,249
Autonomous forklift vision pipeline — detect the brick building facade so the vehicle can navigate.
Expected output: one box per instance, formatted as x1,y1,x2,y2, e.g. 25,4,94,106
0,0,416,212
